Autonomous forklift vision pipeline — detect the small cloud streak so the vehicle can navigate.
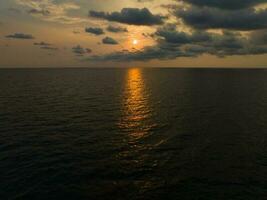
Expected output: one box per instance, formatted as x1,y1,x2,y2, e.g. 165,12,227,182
102,37,119,45
106,25,128,33
40,46,58,51
72,45,92,56
85,27,105,35
6,33,34,39
34,41,51,46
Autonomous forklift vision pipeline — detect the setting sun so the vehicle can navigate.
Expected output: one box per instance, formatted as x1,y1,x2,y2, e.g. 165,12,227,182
133,39,138,45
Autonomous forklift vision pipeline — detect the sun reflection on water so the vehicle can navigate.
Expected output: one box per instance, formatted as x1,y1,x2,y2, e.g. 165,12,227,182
118,68,154,141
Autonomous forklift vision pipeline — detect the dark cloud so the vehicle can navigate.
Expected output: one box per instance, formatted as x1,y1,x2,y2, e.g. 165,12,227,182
175,6,267,30
89,8,165,25
6,33,34,39
178,0,266,10
40,46,58,50
72,45,92,56
106,25,128,33
88,46,195,62
156,28,258,57
85,27,104,35
102,37,119,45
155,24,212,45
34,42,51,46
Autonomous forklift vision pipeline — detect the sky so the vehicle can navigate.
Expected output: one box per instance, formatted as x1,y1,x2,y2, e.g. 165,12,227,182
0,0,267,68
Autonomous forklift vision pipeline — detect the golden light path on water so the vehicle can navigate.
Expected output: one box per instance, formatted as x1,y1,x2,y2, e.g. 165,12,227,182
117,68,162,189
118,68,155,142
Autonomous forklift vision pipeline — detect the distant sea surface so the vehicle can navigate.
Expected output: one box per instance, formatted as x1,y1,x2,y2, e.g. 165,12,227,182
1,68,267,200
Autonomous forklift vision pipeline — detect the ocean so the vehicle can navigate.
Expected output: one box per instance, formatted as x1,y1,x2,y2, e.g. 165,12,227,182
1,68,267,199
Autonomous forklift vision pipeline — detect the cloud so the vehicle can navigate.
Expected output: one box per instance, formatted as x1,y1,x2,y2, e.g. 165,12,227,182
174,6,267,30
89,8,165,25
16,0,86,24
72,45,92,56
102,37,119,45
40,46,58,50
178,0,266,10
28,8,50,16
88,45,195,62
106,25,128,33
33,41,58,51
6,33,34,39
34,41,51,46
85,27,104,35
155,24,211,45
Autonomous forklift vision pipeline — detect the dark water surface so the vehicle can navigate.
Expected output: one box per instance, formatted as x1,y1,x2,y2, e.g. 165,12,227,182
1,68,267,199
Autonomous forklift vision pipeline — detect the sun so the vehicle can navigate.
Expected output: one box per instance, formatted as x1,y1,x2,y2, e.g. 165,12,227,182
133,39,138,45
